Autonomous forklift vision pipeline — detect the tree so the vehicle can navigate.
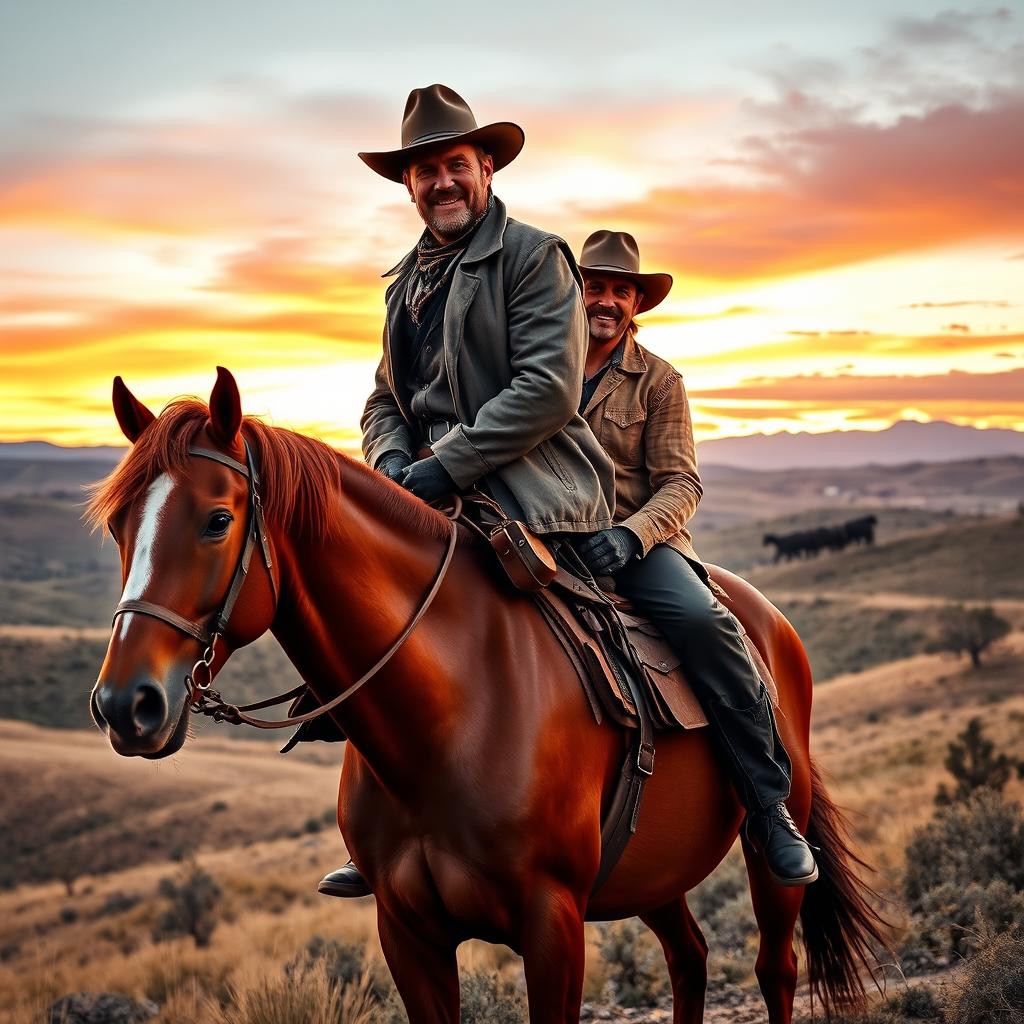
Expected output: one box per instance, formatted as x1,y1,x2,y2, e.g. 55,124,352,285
936,717,1024,806
932,604,1011,669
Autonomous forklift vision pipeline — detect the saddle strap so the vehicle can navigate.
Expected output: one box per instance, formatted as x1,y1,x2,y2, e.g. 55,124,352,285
590,610,656,896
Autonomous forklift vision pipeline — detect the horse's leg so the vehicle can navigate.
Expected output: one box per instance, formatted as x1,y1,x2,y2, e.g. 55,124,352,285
520,883,587,1024
640,898,709,1024
741,837,803,1024
377,908,460,1024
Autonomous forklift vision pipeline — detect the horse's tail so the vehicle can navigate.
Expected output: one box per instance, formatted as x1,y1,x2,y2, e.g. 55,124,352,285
799,757,891,1017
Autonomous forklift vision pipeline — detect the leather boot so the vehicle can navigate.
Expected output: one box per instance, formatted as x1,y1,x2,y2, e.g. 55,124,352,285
745,802,819,886
317,860,372,898
705,684,818,886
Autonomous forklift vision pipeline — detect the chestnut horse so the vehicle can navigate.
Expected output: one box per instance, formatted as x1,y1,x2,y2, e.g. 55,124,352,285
88,369,884,1024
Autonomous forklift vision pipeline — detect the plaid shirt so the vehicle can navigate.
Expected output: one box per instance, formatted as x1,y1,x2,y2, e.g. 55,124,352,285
581,333,703,564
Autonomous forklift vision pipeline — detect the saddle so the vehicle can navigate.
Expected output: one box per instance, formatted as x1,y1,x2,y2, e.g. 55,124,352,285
537,555,778,733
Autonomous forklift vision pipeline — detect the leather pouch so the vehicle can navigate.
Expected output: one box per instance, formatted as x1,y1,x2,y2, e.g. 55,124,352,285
489,519,557,591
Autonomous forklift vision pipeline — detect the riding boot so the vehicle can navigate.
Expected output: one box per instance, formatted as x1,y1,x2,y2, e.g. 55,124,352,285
317,860,372,898
704,685,818,886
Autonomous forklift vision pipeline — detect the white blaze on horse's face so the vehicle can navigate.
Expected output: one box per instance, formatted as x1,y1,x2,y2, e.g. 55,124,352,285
117,473,176,641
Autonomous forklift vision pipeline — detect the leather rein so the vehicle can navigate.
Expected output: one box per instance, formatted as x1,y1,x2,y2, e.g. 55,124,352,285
110,441,459,730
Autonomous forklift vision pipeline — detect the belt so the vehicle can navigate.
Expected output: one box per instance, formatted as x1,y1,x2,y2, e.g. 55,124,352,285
421,419,458,444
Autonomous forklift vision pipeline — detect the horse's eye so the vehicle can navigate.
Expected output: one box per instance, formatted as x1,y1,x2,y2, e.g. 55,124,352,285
205,511,233,537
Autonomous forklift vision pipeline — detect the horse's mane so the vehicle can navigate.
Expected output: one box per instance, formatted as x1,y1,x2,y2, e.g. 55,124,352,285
85,398,450,543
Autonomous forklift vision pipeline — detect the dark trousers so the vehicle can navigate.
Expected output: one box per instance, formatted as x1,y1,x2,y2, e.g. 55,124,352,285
614,544,792,812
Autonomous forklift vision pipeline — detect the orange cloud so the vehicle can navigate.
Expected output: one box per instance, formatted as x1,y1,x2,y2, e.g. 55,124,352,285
561,98,1024,281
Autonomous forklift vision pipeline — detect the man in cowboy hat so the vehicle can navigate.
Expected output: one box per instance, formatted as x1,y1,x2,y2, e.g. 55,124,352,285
319,85,615,898
573,230,818,886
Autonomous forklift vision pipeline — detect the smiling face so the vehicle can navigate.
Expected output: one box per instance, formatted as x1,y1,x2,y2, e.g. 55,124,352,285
583,274,644,346
403,143,494,243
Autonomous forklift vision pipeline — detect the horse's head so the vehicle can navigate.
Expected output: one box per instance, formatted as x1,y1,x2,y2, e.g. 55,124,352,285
89,368,279,758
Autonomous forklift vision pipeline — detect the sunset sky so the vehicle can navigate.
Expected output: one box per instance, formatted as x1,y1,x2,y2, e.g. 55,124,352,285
2,1,1022,453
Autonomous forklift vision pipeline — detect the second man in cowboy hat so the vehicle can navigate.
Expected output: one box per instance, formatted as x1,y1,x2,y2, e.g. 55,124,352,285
319,84,616,898
574,230,818,887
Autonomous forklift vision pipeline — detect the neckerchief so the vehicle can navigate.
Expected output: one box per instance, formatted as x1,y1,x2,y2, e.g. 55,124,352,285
405,193,493,325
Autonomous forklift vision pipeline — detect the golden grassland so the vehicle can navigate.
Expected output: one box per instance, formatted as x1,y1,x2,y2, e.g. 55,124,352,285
2,627,1022,1022
1,493,1022,1020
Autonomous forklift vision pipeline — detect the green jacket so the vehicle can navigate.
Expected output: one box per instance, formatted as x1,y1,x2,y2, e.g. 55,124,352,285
361,196,615,534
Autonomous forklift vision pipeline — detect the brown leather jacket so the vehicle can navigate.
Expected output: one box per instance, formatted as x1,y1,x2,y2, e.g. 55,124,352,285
582,333,703,565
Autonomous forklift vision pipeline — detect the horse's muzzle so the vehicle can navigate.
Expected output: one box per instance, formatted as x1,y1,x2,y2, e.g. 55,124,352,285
91,676,183,757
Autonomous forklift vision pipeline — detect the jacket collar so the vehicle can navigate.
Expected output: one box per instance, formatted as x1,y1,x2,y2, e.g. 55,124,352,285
382,194,508,278
618,332,648,374
582,333,648,414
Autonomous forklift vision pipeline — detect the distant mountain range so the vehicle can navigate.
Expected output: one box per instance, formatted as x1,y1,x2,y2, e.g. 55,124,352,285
0,441,125,462
696,420,1024,470
3,420,1024,471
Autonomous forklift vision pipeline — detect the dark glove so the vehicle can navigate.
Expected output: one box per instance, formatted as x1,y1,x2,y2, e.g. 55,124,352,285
395,456,456,503
376,452,412,482
576,526,643,575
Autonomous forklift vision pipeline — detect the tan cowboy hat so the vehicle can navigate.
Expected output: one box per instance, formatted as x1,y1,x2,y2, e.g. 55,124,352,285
359,84,525,183
578,230,673,314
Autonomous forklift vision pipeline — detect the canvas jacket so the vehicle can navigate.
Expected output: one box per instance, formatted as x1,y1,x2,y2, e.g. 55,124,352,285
582,333,703,564
361,196,615,534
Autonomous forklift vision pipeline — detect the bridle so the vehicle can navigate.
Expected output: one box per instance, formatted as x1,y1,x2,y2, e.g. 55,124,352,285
110,439,458,730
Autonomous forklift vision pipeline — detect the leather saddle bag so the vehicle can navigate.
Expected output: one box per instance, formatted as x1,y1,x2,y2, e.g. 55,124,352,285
489,518,558,591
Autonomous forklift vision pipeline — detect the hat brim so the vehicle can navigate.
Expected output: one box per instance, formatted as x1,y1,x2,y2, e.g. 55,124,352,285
358,122,525,183
579,265,673,314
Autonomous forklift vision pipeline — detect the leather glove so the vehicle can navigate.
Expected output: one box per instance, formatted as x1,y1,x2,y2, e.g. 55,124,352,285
376,452,412,482
395,456,456,503
576,526,643,575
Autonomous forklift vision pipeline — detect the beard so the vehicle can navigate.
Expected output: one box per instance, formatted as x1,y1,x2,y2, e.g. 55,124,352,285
421,182,487,242
587,304,624,342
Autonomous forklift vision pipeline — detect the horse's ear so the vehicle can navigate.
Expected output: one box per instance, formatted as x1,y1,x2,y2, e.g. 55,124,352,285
208,366,242,448
112,376,156,444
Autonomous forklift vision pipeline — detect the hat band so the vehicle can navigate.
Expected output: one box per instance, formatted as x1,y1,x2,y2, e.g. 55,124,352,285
405,128,476,148
583,262,642,275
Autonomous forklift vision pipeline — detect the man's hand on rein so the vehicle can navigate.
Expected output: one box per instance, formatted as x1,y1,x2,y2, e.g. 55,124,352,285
396,457,456,503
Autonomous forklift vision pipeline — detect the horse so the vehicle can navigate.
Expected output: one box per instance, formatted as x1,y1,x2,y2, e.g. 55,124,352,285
88,368,885,1024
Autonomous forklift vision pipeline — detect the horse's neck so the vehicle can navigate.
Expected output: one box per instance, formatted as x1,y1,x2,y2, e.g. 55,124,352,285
269,466,456,772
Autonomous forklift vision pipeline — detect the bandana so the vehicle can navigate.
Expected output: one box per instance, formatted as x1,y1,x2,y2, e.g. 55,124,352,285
405,194,493,325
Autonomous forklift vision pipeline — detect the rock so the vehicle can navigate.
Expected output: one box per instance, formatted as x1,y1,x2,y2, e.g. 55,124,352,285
48,992,159,1024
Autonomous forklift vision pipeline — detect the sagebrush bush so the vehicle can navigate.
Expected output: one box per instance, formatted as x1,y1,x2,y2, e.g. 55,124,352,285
903,790,1024,912
458,969,526,1024
598,920,667,1008
916,879,1024,958
943,926,1024,1023
152,856,222,948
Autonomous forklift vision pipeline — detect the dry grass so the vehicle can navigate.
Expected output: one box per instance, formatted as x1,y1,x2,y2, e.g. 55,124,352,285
3,537,1024,1019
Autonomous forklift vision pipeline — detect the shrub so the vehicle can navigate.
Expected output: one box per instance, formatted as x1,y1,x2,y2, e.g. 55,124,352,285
598,919,667,1008
97,890,140,917
914,879,1024,958
943,926,1024,1023
903,790,1024,912
459,969,526,1024
288,935,405,1019
215,960,376,1024
152,856,222,948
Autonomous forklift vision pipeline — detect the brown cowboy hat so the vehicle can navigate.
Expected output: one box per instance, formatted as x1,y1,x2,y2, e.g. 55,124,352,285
358,84,525,183
578,230,673,314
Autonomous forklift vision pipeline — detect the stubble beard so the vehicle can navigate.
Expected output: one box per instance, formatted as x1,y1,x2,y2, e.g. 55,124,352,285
423,182,486,242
